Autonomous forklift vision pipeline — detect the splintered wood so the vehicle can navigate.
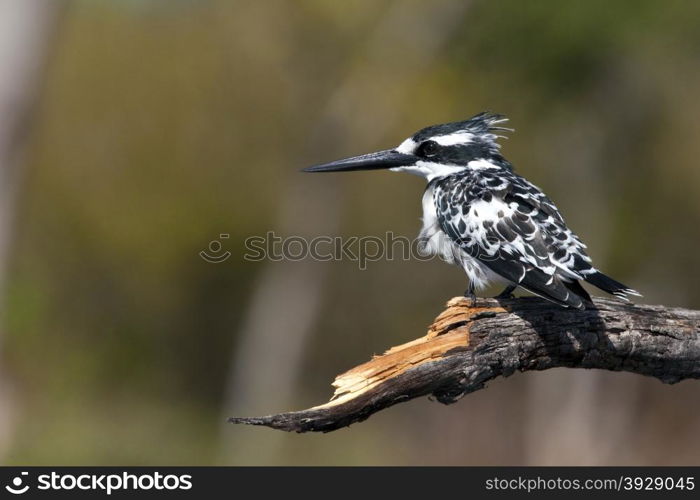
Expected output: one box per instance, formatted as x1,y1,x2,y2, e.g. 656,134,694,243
315,298,506,408
230,297,700,432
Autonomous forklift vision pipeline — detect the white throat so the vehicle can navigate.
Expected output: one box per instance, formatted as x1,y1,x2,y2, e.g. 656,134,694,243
390,162,467,182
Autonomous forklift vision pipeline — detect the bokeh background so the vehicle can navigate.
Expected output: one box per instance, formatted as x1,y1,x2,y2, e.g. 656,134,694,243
0,0,699,465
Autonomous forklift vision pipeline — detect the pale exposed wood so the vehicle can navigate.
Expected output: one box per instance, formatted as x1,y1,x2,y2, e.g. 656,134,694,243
228,296,700,433
317,303,505,408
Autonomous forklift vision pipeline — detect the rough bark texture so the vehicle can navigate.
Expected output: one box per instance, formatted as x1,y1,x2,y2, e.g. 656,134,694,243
228,296,700,433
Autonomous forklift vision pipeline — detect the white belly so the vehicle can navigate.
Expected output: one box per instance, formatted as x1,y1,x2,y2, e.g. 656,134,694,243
418,184,507,290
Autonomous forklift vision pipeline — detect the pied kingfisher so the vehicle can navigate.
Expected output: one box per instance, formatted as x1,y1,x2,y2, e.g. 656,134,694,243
304,112,640,309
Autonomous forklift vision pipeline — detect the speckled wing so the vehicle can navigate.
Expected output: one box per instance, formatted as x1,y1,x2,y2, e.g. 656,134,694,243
434,172,593,308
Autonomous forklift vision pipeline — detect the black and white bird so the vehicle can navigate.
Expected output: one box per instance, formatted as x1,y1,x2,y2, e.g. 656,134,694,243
304,112,640,309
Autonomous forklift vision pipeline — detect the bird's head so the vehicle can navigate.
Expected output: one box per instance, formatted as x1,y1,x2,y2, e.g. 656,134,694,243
304,112,513,181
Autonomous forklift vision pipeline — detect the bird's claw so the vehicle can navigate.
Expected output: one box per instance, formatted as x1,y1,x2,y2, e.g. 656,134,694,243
464,288,477,307
494,284,517,300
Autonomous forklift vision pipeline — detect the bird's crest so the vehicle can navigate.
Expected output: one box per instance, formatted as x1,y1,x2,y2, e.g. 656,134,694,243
413,111,513,146
460,111,513,137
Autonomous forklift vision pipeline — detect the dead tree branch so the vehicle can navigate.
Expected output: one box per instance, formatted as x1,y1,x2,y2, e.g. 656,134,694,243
228,297,700,433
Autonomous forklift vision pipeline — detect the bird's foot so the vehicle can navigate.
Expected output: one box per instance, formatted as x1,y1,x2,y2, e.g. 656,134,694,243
463,287,477,307
494,284,517,300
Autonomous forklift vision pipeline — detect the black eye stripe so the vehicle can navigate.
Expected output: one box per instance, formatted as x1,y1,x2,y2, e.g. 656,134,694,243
417,140,439,158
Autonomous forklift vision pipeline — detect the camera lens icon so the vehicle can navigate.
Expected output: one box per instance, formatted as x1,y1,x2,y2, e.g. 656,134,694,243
5,472,29,495
200,234,231,263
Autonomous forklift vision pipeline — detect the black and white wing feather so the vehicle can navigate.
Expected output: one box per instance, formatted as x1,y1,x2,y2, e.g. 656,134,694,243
434,170,639,308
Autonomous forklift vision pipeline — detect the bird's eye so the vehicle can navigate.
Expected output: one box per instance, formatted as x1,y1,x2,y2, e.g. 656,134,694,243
417,140,439,158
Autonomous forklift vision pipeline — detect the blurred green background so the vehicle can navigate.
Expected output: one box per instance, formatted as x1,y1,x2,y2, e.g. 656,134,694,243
1,0,699,465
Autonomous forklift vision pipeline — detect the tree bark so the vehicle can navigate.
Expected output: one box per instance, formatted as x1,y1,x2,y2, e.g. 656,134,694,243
228,296,700,433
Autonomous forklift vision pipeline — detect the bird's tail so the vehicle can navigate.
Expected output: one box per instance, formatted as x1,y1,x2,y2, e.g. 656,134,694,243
584,271,641,300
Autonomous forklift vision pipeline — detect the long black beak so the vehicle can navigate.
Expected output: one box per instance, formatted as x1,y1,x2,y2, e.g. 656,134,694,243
303,149,416,173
